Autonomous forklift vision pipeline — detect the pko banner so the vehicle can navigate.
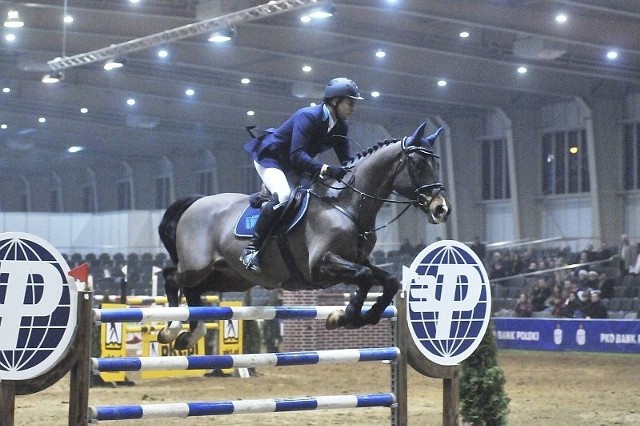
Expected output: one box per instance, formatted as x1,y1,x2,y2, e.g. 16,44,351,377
493,318,640,354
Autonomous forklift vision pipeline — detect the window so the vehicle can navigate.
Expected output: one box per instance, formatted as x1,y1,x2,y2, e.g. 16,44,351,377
82,185,97,212
196,171,214,195
623,123,640,190
155,176,171,209
117,180,132,210
50,189,62,212
241,165,262,195
541,129,589,195
481,138,510,200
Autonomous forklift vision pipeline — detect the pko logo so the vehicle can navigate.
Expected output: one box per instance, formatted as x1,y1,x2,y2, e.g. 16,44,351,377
403,240,491,366
0,232,77,380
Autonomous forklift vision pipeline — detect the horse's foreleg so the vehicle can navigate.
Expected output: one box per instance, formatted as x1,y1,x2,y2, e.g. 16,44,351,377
316,252,380,329
360,260,400,325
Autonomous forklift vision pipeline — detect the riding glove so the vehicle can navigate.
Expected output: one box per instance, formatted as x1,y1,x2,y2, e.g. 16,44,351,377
325,165,348,180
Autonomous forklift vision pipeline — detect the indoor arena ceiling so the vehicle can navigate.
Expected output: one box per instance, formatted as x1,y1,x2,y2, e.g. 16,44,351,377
1,0,640,177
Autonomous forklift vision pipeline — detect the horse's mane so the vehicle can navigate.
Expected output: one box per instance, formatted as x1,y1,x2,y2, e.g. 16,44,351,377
343,138,400,167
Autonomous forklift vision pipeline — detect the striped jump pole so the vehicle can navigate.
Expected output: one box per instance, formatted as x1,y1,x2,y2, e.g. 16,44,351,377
94,294,219,305
92,347,400,372
93,305,397,323
91,393,397,421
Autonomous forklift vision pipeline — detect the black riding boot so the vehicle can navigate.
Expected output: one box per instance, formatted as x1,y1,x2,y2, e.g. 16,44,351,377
240,194,280,272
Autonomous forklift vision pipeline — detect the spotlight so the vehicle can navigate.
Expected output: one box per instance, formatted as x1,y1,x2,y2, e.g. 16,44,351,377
4,10,24,28
42,71,64,84
104,58,126,71
208,28,235,43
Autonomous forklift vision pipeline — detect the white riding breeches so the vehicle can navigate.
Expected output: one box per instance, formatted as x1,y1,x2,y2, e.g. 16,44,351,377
254,161,291,204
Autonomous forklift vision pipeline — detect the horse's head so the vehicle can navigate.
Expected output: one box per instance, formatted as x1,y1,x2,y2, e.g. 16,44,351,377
393,122,451,224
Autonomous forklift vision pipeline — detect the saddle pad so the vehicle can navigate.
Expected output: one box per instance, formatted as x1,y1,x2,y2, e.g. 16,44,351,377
234,191,309,238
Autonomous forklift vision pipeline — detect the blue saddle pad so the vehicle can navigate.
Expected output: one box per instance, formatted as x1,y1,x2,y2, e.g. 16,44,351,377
234,191,310,238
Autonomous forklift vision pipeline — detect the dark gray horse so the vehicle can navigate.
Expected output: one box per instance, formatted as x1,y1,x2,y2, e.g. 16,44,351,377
157,122,451,349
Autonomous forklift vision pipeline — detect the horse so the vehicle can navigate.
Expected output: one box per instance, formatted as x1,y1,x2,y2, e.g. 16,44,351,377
157,122,451,350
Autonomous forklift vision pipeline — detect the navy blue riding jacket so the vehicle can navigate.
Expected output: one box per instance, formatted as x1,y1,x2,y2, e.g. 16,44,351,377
244,104,351,176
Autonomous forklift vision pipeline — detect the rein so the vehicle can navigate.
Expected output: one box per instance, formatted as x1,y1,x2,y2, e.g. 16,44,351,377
309,137,446,246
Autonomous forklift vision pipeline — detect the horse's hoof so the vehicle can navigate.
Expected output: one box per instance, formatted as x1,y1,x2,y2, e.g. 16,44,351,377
157,328,172,344
173,332,191,351
326,310,345,330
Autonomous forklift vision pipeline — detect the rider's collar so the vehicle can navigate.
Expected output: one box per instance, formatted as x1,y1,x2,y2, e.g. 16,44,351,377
323,104,336,133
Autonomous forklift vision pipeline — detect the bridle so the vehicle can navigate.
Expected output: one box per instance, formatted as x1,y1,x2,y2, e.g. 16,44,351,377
311,138,447,238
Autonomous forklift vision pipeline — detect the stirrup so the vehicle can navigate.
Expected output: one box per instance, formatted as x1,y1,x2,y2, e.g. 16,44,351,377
240,248,261,273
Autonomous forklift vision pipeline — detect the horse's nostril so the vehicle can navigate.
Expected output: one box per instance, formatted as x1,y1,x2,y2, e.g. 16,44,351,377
434,205,447,217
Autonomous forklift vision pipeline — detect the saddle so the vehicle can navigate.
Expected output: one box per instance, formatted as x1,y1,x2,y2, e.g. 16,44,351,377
234,187,316,289
234,187,309,238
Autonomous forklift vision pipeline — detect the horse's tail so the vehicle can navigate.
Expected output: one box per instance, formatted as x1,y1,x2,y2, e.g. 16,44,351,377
158,194,204,266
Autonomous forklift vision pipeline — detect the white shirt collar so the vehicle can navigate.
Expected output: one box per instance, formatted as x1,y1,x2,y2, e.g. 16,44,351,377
323,104,336,133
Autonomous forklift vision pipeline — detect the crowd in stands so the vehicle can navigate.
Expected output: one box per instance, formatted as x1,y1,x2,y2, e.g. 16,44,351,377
486,233,640,320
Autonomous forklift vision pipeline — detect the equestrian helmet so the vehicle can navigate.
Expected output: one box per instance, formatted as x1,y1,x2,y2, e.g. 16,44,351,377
323,78,364,101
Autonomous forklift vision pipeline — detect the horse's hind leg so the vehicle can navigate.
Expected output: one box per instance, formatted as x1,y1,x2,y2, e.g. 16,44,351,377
172,278,210,351
157,266,184,344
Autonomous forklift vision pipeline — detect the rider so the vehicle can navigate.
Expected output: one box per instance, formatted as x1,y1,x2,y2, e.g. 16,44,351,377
240,77,364,272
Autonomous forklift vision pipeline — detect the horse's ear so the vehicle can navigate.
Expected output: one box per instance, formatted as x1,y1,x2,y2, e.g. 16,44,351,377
406,122,427,147
424,127,444,147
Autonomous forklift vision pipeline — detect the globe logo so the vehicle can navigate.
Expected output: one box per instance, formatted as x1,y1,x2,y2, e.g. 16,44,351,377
403,240,491,366
0,232,77,380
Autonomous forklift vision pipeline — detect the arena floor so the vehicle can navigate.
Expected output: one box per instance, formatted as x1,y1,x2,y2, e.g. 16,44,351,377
13,350,640,425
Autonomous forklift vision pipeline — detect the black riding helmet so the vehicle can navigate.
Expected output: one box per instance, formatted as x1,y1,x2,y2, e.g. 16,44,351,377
323,77,364,102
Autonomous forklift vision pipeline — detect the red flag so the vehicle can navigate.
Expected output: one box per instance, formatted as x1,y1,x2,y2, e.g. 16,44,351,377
68,262,90,283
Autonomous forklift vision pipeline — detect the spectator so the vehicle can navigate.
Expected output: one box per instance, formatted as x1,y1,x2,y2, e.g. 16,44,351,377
619,234,637,276
564,291,581,318
551,295,567,317
586,270,600,290
585,290,608,319
399,239,414,256
574,290,591,318
470,236,486,263
530,278,551,312
576,269,590,290
598,272,616,299
514,293,533,317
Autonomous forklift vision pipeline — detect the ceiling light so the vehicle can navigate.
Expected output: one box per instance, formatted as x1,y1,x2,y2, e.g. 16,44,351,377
300,15,311,23
208,28,235,43
42,71,63,84
246,110,255,116
555,13,567,23
606,50,618,60
302,65,312,72
80,107,88,114
103,58,125,71
0,124,6,129
4,10,24,28
64,15,74,24
157,49,168,58
129,0,140,4
371,91,380,98
185,88,195,96
310,102,317,107
38,117,46,123
459,31,470,38
517,66,528,74
375,49,386,58
301,4,335,21
5,33,15,42
437,80,447,87
67,146,84,153
2,87,10,93
126,98,136,106
241,77,251,84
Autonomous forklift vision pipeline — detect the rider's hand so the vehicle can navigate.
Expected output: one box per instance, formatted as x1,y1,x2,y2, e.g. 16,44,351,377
323,164,347,180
